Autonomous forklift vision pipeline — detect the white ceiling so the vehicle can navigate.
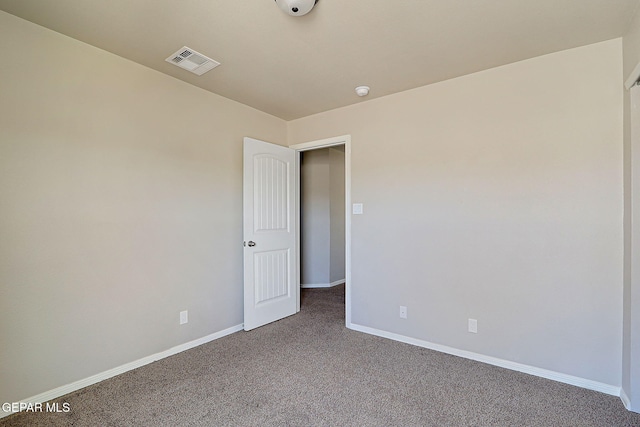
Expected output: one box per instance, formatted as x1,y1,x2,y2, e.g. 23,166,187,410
1,0,638,120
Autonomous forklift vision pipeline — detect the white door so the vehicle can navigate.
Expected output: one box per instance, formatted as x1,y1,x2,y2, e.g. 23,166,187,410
243,137,298,331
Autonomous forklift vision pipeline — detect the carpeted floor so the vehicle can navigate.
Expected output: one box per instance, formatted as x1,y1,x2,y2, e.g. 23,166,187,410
2,285,639,426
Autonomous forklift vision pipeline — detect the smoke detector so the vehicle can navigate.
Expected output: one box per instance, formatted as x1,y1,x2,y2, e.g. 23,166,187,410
275,0,319,16
165,47,220,76
355,86,370,97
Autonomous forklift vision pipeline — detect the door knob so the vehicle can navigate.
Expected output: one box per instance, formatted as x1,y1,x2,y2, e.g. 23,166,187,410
247,241,256,247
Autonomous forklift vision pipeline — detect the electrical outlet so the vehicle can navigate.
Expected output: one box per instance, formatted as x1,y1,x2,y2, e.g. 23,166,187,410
180,310,188,325
468,318,477,333
399,306,407,319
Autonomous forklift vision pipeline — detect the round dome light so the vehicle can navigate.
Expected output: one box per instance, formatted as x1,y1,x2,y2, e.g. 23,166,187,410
275,0,318,16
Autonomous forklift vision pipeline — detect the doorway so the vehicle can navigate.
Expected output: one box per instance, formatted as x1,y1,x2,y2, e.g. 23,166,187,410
300,146,345,290
291,135,352,327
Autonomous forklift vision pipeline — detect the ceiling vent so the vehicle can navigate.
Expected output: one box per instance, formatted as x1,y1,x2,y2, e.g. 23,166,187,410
165,46,220,76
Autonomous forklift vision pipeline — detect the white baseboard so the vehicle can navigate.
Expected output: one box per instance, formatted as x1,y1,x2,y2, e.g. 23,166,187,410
347,322,621,398
301,279,345,289
621,387,631,410
0,323,243,419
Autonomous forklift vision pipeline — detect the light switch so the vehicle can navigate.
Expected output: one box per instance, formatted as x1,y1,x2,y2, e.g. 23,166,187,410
353,203,364,215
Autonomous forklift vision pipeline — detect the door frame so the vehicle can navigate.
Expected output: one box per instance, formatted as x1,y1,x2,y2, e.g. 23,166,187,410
290,135,352,327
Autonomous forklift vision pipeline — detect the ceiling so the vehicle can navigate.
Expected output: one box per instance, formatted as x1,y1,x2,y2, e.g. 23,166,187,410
1,0,638,120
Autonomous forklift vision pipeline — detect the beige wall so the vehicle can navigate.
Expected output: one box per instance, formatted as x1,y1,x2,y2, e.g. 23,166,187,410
301,149,331,285
289,40,624,386
623,6,640,411
329,148,346,283
0,11,286,404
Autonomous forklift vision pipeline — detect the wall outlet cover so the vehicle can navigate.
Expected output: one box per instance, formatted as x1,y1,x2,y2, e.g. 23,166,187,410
399,305,407,319
468,318,478,333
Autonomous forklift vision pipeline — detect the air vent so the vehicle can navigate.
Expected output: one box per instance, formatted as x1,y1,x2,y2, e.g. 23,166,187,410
165,46,220,76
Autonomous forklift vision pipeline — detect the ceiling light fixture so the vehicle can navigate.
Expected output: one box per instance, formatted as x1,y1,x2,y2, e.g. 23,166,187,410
275,0,319,16
355,86,370,97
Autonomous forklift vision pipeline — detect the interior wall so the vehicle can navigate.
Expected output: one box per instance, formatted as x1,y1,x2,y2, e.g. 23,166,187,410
300,147,346,286
288,39,624,387
329,148,346,283
0,11,287,404
301,149,331,285
623,5,640,411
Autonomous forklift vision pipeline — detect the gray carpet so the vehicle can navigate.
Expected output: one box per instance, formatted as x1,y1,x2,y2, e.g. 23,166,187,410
3,285,639,426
